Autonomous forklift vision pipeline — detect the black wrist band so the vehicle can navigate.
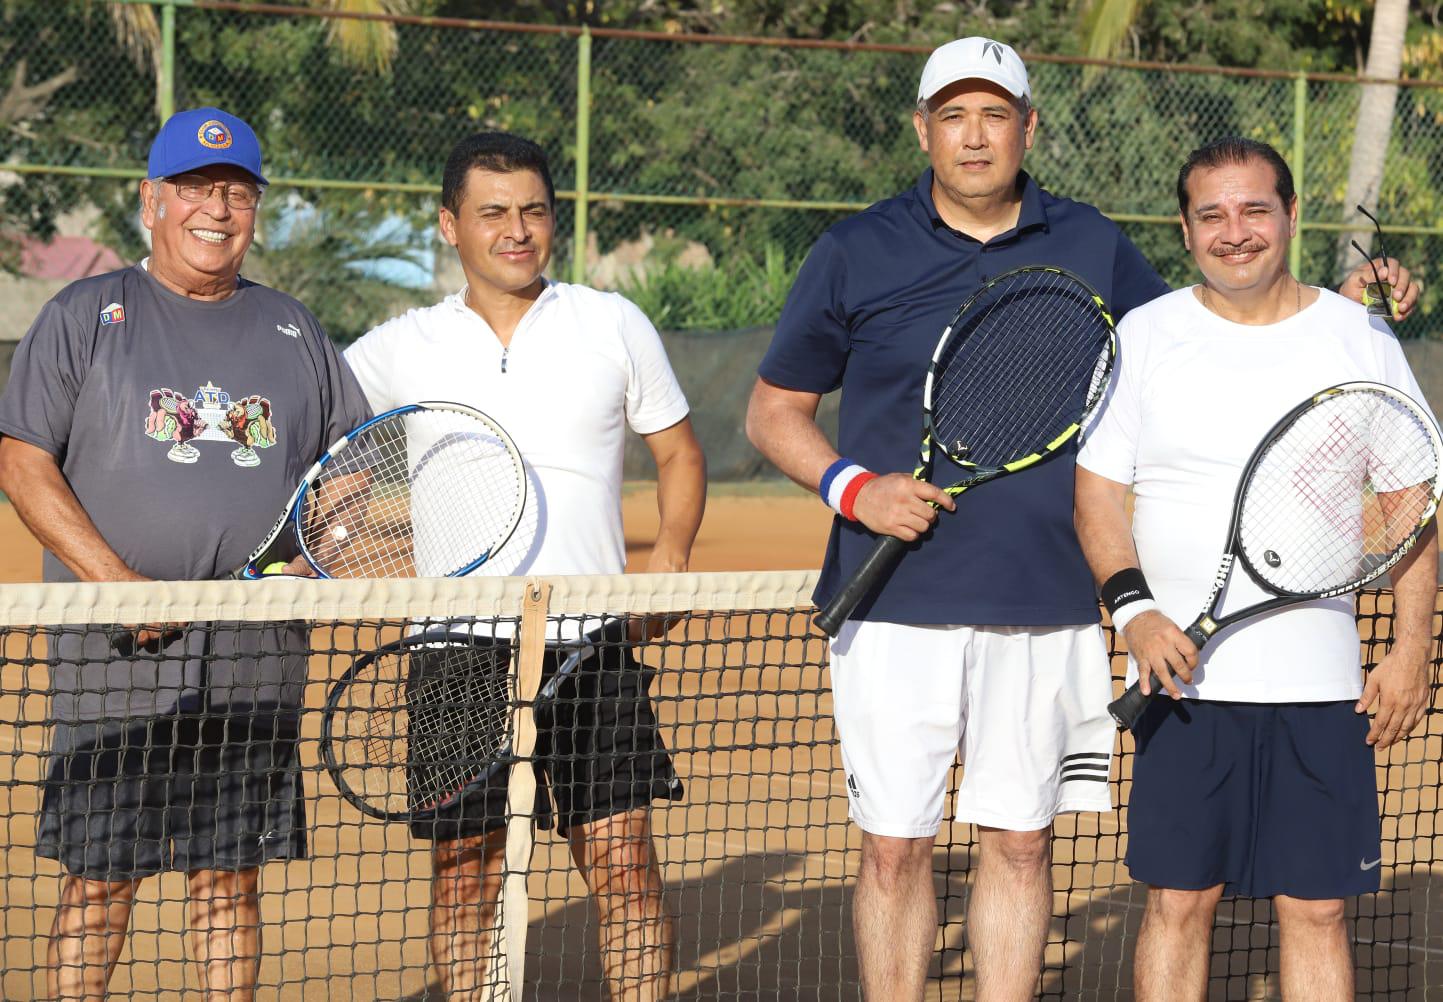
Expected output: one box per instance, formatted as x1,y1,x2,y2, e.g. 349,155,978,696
1101,567,1153,614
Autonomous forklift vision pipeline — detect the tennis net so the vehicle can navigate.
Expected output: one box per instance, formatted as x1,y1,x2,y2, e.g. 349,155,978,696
0,573,1437,1000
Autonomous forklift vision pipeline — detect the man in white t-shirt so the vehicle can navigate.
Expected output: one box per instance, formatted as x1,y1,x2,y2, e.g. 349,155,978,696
1074,137,1437,1001
344,132,705,1001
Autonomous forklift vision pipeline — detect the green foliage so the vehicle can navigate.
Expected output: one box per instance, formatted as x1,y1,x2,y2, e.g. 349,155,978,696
617,243,797,329
1079,0,1148,61
2,0,1441,343
245,199,435,344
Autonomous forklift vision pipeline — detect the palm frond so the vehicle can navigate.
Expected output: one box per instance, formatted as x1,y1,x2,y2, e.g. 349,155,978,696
314,0,422,73
1078,0,1144,61
101,2,161,72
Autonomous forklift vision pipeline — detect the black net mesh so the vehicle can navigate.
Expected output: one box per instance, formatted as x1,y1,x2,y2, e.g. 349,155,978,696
0,574,1438,999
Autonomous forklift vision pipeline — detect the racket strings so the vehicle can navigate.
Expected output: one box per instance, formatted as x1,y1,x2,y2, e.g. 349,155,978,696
301,409,526,578
1239,390,1440,594
328,640,514,816
929,271,1112,469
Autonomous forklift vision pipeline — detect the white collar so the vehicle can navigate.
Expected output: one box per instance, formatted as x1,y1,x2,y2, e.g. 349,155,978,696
449,278,558,317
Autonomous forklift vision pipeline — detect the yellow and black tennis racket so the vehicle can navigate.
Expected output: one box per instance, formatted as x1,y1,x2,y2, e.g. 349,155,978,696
814,266,1117,636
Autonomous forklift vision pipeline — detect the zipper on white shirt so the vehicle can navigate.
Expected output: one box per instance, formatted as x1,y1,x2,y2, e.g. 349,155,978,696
500,346,509,373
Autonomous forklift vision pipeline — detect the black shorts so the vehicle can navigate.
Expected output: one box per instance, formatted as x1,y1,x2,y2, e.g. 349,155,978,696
1127,698,1380,899
409,636,683,842
36,713,307,880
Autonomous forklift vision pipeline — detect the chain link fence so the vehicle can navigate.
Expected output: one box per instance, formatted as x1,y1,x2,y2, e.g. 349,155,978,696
3,1,1442,347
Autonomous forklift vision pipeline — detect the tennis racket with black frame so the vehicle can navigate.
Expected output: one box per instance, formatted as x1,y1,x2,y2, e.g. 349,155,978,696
813,265,1118,637
319,618,621,824
113,400,527,655
1108,382,1443,730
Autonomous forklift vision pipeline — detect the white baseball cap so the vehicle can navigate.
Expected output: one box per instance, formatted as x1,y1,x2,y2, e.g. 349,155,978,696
917,37,1031,104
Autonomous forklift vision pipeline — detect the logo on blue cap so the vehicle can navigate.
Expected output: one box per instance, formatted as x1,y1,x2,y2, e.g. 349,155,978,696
197,121,232,150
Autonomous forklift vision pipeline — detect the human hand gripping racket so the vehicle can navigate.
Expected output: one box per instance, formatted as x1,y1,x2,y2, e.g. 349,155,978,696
812,266,1117,637
319,618,624,823
1107,382,1443,730
112,401,527,656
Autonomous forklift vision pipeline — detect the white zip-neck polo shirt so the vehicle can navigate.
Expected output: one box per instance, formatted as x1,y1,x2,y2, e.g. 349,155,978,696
344,280,691,577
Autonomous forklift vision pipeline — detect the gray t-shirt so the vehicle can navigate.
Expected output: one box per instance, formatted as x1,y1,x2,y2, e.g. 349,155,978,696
0,263,372,731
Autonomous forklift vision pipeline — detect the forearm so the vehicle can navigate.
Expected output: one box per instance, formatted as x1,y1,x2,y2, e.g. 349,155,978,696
1388,522,1437,656
744,379,836,494
0,439,141,582
1073,470,1140,585
650,444,706,571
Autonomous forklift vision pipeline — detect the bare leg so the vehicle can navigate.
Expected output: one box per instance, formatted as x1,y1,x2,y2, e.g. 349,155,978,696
969,826,1051,1002
1275,895,1351,1002
187,867,262,1001
1133,885,1223,1002
569,808,672,1002
853,832,935,1002
429,830,507,1001
47,874,141,1001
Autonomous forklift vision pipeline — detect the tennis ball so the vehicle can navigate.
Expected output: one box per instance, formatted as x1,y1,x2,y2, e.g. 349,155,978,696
332,525,349,541
262,562,288,575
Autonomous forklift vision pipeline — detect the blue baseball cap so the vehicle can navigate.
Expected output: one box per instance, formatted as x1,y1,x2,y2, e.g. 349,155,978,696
147,107,267,185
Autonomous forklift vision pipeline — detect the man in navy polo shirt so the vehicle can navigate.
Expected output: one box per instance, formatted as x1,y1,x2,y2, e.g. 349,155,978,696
745,37,1419,1002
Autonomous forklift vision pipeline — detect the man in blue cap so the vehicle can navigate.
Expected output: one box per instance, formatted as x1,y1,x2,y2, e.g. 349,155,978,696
0,107,371,998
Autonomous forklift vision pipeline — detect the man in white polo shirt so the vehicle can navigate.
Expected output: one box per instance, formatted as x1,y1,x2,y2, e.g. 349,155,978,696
344,132,705,1001
1075,136,1436,1001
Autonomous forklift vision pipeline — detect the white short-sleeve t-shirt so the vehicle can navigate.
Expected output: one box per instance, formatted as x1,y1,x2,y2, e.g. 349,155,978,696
344,281,690,578
1078,286,1431,703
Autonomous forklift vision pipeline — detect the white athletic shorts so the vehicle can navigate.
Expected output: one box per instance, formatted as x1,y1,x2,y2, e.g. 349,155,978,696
829,620,1115,836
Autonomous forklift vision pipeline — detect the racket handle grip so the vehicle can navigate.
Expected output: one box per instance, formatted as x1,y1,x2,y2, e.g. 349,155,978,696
813,534,909,638
1107,680,1153,731
1107,620,1214,730
1183,623,1211,649
110,627,185,658
111,631,137,658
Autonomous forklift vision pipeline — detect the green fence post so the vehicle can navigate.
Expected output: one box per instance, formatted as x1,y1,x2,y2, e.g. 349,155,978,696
158,0,176,122
571,27,592,286
1290,71,1306,279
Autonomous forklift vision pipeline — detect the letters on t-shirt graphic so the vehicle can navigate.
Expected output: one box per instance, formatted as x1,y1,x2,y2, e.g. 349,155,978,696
144,381,277,467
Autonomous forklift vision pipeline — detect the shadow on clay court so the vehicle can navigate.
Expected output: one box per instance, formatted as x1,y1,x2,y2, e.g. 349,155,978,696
395,849,857,1001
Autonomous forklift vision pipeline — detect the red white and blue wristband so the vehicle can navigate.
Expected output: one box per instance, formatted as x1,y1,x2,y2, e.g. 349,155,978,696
820,458,878,522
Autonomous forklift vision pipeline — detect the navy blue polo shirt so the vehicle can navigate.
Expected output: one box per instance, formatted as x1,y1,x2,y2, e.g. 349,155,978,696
759,169,1170,626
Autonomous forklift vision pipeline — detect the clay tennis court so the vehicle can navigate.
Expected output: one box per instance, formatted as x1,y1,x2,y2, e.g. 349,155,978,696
0,486,832,584
1,494,1440,999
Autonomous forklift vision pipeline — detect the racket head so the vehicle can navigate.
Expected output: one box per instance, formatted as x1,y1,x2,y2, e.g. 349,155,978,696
319,630,515,823
922,266,1116,483
1233,382,1443,599
284,401,526,579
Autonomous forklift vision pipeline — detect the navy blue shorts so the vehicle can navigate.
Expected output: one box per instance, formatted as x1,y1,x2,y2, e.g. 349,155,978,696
1127,699,1380,900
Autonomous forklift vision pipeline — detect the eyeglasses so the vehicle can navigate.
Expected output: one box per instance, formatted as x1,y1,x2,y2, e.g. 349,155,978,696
166,175,263,210
1349,204,1397,320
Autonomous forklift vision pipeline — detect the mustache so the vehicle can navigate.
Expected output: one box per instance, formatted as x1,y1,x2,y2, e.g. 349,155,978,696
1212,242,1266,256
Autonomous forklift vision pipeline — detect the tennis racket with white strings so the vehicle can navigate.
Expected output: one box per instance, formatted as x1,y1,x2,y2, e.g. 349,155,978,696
1108,382,1443,730
113,401,526,655
319,619,621,823
813,266,1117,636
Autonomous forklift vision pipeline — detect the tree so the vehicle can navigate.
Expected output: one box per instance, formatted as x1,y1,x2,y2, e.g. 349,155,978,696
1335,0,1409,275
